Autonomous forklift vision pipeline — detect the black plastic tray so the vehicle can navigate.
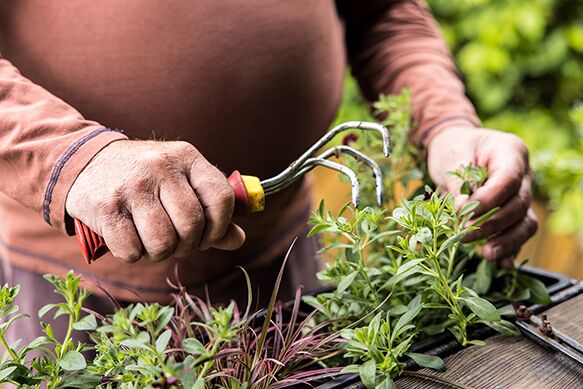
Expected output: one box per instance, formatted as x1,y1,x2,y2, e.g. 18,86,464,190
297,265,575,389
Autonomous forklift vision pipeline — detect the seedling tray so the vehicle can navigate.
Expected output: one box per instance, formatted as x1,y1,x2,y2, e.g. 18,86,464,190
285,265,576,389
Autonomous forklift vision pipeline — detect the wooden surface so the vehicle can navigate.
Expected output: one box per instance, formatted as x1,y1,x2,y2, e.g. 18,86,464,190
396,293,583,389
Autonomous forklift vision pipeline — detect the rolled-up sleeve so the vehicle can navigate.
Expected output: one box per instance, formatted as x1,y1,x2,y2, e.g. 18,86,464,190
338,0,481,147
0,59,128,234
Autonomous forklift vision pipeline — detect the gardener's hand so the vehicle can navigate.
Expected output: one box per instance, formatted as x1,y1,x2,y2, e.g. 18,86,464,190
426,126,537,267
66,140,246,263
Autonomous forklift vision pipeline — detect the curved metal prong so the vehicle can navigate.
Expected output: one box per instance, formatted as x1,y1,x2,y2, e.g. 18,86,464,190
261,121,390,193
318,145,384,206
263,158,360,207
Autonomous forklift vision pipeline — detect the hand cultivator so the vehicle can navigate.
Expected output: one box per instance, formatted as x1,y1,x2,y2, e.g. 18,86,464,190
74,121,391,264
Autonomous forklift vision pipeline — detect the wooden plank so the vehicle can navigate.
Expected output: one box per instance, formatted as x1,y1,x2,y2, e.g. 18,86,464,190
396,336,583,388
397,292,583,388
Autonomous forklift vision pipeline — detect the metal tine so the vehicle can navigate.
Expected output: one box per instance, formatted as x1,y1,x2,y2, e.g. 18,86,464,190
263,158,361,207
317,145,384,206
261,121,390,193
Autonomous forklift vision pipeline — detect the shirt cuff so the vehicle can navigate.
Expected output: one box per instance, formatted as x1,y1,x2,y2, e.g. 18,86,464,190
42,126,128,235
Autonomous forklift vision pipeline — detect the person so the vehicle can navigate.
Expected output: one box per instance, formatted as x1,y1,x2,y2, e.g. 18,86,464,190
0,0,536,344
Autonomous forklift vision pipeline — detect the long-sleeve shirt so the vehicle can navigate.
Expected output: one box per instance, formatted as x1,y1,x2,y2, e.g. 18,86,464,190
0,0,479,302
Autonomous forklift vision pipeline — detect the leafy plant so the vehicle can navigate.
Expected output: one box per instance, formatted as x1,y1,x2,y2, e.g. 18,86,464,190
448,163,488,195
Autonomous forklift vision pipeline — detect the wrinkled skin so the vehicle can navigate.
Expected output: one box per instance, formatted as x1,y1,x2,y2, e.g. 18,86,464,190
427,126,537,268
66,140,246,263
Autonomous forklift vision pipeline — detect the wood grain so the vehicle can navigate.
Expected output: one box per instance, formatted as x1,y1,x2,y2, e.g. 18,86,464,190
396,292,583,388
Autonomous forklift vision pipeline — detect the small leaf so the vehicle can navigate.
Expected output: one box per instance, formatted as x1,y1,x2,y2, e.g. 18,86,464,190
474,259,495,294
120,332,150,349
193,378,205,389
359,359,377,389
472,207,500,226
156,329,172,353
378,377,396,389
38,304,58,319
461,296,500,322
459,201,480,216
406,352,445,371
483,319,521,336
521,275,551,304
394,258,424,277
0,366,16,381
337,271,358,294
307,223,331,238
59,350,86,371
72,314,97,331
182,338,206,355
340,365,360,374
415,227,432,243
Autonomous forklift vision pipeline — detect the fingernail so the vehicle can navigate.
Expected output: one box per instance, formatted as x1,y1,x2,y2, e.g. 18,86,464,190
484,245,500,260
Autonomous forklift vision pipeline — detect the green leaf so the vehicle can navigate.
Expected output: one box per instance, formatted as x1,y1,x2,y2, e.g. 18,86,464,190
437,232,466,257
460,201,480,216
182,338,206,355
337,271,358,294
392,297,422,343
474,259,495,294
0,366,16,381
483,319,521,336
59,350,87,371
359,359,377,389
72,314,97,331
472,207,500,226
340,365,360,374
193,378,206,389
307,223,332,238
406,352,445,371
378,377,396,389
156,329,172,353
415,227,432,243
394,258,424,277
461,296,500,322
38,303,58,319
521,275,551,304
120,332,150,349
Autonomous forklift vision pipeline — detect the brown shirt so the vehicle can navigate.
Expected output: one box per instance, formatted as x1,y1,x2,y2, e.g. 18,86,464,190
0,0,479,301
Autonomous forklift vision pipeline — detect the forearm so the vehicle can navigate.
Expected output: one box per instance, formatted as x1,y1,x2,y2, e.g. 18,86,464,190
0,59,127,233
342,0,480,147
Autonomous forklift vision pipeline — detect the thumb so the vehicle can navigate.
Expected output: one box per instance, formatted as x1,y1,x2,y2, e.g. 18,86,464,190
443,174,469,210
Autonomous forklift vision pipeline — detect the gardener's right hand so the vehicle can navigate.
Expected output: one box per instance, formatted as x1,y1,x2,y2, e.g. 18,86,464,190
65,140,246,263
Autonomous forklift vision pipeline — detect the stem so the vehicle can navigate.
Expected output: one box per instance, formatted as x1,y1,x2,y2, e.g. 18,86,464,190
0,331,18,361
59,313,75,359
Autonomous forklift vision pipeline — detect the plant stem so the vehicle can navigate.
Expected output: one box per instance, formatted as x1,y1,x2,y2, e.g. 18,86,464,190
0,331,18,361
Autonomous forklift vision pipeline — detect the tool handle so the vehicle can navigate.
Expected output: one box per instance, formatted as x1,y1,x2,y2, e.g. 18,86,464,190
74,170,264,264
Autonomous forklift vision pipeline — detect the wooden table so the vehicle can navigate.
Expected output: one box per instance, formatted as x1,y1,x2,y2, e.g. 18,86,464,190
397,293,583,388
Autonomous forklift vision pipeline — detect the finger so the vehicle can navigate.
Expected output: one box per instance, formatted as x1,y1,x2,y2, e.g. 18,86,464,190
100,212,143,263
159,179,205,257
130,196,178,262
470,143,527,216
207,223,246,251
498,255,516,269
482,208,538,261
187,161,235,248
464,173,532,242
443,175,469,209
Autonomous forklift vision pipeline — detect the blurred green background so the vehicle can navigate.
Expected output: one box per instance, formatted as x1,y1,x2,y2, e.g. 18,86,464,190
321,0,583,278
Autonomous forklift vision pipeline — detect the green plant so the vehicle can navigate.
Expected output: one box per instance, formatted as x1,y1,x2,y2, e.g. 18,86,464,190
448,163,488,195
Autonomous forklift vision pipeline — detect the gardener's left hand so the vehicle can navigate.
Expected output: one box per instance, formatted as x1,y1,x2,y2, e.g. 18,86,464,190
426,126,537,268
